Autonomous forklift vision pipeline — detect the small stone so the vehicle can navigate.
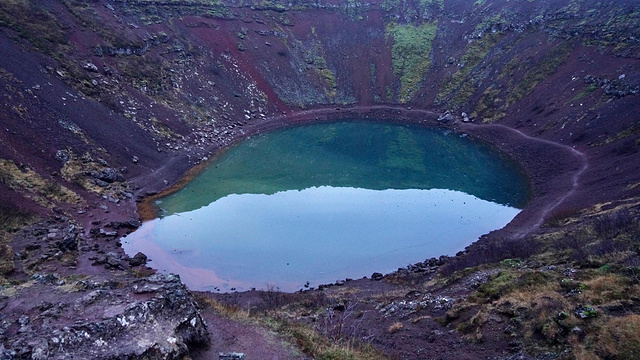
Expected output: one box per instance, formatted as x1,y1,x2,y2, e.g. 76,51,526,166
83,62,99,72
129,252,147,267
99,229,117,237
220,352,245,360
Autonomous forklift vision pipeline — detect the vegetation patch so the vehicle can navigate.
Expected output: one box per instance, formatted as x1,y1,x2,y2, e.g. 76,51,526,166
0,159,82,208
506,43,573,106
0,0,66,54
472,85,506,123
437,31,505,107
386,21,437,103
194,293,386,360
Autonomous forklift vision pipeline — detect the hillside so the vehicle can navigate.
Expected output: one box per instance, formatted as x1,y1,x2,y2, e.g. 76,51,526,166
0,0,639,358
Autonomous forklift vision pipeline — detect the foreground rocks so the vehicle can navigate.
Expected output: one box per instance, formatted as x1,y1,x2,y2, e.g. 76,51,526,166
0,274,209,359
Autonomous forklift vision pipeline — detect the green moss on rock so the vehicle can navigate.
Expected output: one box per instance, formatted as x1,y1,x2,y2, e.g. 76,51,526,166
437,32,505,105
386,21,437,103
507,43,573,106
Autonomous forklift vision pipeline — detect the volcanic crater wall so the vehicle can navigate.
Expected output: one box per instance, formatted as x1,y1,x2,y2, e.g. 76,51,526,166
0,0,639,219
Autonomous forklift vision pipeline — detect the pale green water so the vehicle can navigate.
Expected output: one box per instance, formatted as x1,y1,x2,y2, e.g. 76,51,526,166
123,121,530,292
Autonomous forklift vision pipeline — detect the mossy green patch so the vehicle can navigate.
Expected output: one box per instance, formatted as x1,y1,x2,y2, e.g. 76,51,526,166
437,32,505,105
507,43,573,106
472,86,506,123
569,83,598,103
472,270,518,303
386,21,437,103
0,0,67,54
0,159,82,208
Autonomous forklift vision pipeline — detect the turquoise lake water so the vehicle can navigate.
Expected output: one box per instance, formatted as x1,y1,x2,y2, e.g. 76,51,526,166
122,121,530,292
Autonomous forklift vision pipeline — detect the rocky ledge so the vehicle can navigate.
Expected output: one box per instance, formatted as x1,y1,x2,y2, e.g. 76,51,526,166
0,273,209,359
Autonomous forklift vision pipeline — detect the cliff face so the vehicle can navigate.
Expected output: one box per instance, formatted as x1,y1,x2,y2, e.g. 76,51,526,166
0,0,639,218
1,1,640,358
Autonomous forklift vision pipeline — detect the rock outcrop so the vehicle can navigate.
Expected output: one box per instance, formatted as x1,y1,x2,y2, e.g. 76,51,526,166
1,274,209,359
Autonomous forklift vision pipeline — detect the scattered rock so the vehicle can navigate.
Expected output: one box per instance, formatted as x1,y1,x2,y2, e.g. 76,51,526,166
89,168,124,183
2,274,209,359
97,228,117,237
437,111,455,123
107,218,141,230
83,62,99,72
54,150,70,163
371,272,384,281
575,305,598,319
584,75,640,98
128,252,147,267
220,352,245,360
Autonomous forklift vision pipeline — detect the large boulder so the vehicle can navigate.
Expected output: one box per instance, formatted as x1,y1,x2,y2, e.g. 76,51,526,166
1,274,209,359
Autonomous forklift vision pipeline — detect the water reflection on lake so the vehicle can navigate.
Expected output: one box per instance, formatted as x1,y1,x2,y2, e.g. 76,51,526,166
123,121,530,292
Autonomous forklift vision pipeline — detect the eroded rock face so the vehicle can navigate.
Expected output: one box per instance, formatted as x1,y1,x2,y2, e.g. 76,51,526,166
1,274,209,359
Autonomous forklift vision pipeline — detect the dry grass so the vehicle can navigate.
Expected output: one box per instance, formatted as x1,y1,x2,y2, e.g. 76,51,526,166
59,152,129,196
0,204,35,233
387,322,403,334
0,158,82,207
193,293,252,320
0,0,66,54
593,314,640,359
193,293,386,360
577,274,630,305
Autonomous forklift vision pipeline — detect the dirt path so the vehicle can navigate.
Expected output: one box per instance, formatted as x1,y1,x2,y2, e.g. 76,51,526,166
460,121,589,239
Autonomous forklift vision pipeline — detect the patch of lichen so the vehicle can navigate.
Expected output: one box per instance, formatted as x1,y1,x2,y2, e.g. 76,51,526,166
437,31,505,106
506,43,573,106
0,159,82,208
117,56,173,97
0,0,67,54
544,2,640,57
59,152,129,197
472,86,506,123
386,21,437,103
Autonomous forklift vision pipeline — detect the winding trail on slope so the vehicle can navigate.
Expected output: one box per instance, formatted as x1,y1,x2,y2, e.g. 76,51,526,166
460,122,589,239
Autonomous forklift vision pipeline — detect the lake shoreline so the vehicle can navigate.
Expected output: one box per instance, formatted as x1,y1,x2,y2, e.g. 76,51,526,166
134,105,586,250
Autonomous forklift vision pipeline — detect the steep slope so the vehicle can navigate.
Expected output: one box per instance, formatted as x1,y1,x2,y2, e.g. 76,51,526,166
0,0,639,358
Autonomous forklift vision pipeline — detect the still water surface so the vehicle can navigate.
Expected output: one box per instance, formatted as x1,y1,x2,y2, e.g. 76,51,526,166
123,121,530,292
